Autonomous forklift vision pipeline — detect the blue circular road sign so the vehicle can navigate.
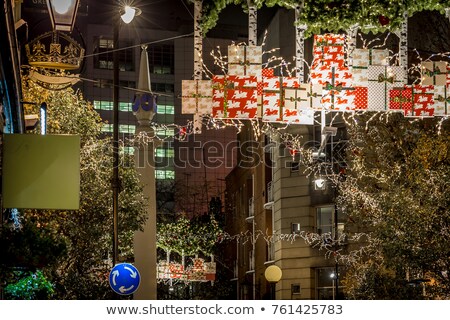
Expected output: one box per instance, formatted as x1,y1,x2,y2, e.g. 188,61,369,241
109,263,141,295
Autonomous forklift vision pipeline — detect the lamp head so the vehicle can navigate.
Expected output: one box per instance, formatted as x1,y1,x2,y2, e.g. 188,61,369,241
314,178,326,190
121,5,142,24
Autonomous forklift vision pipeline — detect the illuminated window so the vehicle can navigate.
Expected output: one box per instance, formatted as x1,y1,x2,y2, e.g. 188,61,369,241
94,101,132,112
102,124,113,132
94,100,113,110
157,105,175,115
119,102,132,112
316,206,345,237
156,128,175,138
155,148,175,158
119,124,136,134
155,170,175,180
123,146,135,154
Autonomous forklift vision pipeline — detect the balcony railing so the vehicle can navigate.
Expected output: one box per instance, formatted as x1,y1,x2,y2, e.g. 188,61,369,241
267,181,273,202
267,241,275,262
248,196,254,217
233,260,238,279
248,250,254,271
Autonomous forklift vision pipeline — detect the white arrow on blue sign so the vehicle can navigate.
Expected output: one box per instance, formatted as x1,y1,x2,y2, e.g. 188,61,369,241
109,263,141,295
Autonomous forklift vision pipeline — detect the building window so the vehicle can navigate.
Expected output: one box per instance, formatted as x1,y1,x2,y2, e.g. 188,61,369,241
156,128,175,138
155,169,175,180
288,161,300,172
316,206,345,237
155,147,175,158
157,105,175,115
94,100,132,112
93,37,134,71
123,146,134,154
148,45,174,74
102,123,113,132
119,102,132,112
119,124,135,134
94,100,113,110
151,82,174,93
316,267,335,300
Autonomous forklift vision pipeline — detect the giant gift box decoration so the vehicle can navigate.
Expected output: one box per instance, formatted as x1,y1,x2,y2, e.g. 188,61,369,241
421,61,447,86
352,48,389,86
261,75,313,124
228,45,262,77
179,32,448,125
312,34,346,69
367,65,405,111
433,84,450,116
212,75,258,119
389,85,435,117
181,79,213,132
312,66,355,111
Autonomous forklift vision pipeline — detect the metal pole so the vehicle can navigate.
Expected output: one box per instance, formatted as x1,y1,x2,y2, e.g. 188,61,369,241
334,197,339,299
112,19,120,267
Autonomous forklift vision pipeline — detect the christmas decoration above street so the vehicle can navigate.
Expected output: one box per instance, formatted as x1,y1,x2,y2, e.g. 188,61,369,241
181,35,450,124
157,256,216,282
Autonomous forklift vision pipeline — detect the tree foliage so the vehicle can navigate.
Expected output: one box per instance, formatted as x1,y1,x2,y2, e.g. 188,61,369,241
339,113,450,299
197,0,450,37
4,73,148,299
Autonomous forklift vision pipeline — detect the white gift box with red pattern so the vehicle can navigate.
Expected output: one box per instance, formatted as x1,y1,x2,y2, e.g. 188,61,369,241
212,75,258,119
312,34,346,69
228,45,262,77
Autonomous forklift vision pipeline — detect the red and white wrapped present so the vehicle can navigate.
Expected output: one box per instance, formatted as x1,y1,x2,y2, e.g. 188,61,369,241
310,65,352,87
192,258,204,272
312,34,346,70
351,48,389,86
409,85,435,117
421,61,447,86
317,67,355,111
390,85,435,117
212,75,258,119
228,45,262,77
433,84,450,116
261,76,301,122
169,263,185,279
367,66,405,111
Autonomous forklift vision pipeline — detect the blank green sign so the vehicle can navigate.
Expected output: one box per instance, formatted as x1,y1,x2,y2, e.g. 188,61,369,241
2,134,80,210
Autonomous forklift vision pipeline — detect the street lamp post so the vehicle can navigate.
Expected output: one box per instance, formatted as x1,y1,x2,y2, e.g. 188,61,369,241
265,265,282,299
112,5,140,267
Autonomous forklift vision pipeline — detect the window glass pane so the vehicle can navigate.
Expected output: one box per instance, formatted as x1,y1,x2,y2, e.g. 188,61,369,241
316,207,333,234
119,125,136,134
101,124,113,132
123,146,134,154
119,102,132,112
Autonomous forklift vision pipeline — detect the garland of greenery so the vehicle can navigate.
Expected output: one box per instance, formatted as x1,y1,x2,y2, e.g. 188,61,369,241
193,0,450,37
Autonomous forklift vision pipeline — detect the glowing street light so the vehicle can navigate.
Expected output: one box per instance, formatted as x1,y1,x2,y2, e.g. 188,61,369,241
46,0,80,32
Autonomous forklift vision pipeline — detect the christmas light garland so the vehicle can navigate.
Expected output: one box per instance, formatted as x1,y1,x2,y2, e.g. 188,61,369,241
197,0,450,37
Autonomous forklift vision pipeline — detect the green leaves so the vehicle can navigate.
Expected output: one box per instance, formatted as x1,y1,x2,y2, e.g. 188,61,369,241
198,0,450,36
